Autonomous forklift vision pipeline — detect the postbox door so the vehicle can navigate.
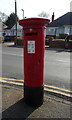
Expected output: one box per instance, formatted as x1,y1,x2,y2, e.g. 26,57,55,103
24,28,45,87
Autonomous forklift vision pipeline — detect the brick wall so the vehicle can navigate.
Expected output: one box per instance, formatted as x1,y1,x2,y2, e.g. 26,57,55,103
49,40,72,49
49,40,65,48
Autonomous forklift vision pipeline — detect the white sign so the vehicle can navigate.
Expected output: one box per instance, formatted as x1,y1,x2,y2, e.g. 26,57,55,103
27,41,35,53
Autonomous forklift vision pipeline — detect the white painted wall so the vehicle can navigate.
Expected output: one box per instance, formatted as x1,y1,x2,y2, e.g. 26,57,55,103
64,26,70,34
11,22,23,36
46,25,72,36
0,22,2,32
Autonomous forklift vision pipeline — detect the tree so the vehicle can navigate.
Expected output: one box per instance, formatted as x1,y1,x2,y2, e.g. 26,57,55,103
38,11,49,18
5,12,19,28
0,11,8,22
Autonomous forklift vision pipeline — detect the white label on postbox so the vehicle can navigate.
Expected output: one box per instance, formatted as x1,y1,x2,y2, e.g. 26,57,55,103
27,41,35,53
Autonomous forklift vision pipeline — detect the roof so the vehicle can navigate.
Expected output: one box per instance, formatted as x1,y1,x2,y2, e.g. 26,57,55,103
0,22,8,30
48,12,72,27
4,24,14,29
11,22,23,30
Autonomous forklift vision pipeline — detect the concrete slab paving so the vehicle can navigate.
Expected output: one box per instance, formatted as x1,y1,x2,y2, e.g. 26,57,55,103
2,85,71,119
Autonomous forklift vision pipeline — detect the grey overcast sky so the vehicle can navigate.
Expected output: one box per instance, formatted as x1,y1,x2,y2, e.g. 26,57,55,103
0,0,71,20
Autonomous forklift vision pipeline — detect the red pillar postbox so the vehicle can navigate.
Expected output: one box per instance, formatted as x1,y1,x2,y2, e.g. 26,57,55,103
19,18,50,106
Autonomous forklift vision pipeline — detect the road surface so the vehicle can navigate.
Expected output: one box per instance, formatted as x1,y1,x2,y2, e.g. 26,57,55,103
2,44,70,90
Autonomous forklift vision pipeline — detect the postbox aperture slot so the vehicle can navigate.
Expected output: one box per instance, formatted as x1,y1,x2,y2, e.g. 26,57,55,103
26,32,38,36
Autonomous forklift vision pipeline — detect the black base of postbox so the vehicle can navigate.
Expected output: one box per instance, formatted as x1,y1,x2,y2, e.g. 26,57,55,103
24,84,44,107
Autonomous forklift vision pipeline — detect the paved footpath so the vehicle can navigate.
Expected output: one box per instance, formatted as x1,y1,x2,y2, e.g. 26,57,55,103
1,85,72,119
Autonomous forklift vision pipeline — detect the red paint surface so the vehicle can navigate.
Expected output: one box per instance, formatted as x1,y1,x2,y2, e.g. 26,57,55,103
19,18,50,87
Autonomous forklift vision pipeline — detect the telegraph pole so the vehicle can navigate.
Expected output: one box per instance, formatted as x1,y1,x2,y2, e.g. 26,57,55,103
15,0,17,45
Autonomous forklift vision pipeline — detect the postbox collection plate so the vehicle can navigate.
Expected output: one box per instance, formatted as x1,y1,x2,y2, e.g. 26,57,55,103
27,41,35,54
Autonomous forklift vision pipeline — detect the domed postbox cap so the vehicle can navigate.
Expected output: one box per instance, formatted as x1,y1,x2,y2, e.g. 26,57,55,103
19,18,50,28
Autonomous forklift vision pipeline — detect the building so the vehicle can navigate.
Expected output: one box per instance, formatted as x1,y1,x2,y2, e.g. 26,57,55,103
11,22,23,36
46,12,72,39
0,22,7,42
0,22,2,34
